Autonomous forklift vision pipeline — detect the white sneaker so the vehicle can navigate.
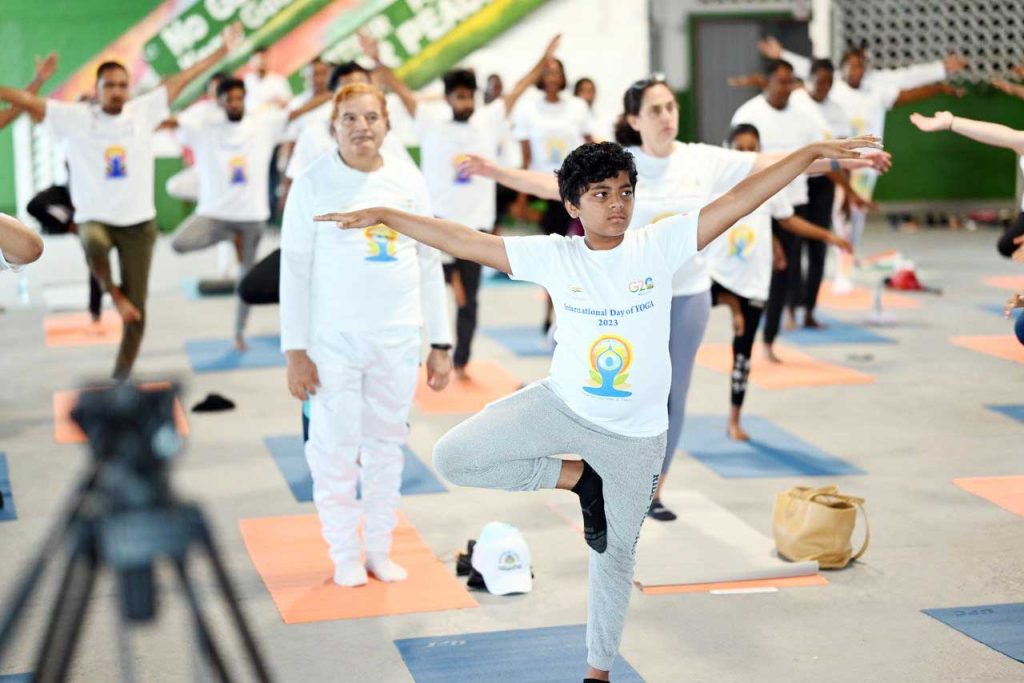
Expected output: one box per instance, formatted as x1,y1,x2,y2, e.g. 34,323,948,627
365,553,408,582
333,560,368,587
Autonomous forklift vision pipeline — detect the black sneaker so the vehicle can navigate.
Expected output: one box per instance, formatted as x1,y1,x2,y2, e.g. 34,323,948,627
647,497,676,522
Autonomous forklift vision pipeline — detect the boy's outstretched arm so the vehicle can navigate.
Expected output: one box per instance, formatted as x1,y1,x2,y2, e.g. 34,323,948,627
315,208,512,274
697,135,881,249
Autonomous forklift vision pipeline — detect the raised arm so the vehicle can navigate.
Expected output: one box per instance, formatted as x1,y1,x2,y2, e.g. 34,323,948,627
0,86,47,123
894,83,964,106
910,111,1024,154
0,213,44,266
753,150,891,175
459,154,560,200
697,136,880,249
315,208,512,274
286,90,333,122
0,53,57,129
503,34,561,113
163,23,243,105
992,78,1024,101
360,32,417,118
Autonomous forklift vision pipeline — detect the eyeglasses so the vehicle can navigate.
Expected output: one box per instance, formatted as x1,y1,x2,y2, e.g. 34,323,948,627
629,73,667,92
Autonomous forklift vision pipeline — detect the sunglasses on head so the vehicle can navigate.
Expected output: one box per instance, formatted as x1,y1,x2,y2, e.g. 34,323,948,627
629,73,667,92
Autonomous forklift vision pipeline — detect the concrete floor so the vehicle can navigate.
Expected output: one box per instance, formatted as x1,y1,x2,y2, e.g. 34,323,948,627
0,222,1021,682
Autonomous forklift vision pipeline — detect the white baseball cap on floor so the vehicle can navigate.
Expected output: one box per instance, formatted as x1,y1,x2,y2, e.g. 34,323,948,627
470,522,533,595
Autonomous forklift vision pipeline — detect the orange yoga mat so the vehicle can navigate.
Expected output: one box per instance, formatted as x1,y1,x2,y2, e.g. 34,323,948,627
44,311,122,348
981,275,1024,290
239,513,477,624
414,361,522,414
815,282,921,311
640,574,829,595
950,336,1024,364
953,476,1024,518
696,344,874,389
52,384,189,444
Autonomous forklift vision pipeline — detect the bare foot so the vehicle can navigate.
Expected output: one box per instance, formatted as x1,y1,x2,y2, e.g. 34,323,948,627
764,345,782,364
727,422,751,441
454,366,470,382
783,309,797,331
234,335,249,352
110,288,141,324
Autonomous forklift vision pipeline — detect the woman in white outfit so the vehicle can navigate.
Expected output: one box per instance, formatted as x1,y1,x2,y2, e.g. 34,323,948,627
280,83,453,587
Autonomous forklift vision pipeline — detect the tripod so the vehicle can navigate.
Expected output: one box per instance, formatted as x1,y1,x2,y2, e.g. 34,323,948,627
0,383,272,682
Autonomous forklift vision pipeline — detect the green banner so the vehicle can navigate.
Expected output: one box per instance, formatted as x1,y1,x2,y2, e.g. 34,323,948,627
144,0,334,75
315,0,549,90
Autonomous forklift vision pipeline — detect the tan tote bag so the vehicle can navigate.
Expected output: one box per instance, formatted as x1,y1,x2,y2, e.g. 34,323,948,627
772,485,870,570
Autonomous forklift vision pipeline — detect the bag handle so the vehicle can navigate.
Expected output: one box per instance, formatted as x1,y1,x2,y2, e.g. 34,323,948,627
848,498,871,562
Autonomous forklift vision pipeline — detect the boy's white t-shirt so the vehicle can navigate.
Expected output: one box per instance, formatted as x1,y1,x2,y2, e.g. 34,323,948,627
730,93,831,206
513,94,594,174
176,110,289,221
628,142,756,296
705,192,795,302
280,151,451,351
45,87,170,226
790,88,853,139
503,212,700,438
415,100,506,229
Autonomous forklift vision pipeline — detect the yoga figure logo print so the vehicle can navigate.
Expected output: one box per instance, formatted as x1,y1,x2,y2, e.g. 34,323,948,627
105,145,127,178
364,224,399,262
545,137,568,165
727,224,756,261
453,154,472,184
584,335,633,398
229,155,247,185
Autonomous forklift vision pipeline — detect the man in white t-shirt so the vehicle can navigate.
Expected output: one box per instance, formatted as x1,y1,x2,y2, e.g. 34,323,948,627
0,24,243,378
171,77,331,350
370,33,561,379
283,57,332,144
314,135,879,682
731,59,832,359
243,46,293,112
0,213,43,273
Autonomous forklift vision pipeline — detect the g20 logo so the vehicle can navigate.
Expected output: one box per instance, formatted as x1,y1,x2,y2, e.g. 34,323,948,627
628,277,655,294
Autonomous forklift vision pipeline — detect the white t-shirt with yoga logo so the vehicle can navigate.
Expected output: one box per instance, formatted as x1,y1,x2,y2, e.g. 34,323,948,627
415,100,506,230
503,211,700,438
45,87,170,226
705,192,794,302
280,151,452,351
176,110,289,222
629,142,756,297
513,94,594,174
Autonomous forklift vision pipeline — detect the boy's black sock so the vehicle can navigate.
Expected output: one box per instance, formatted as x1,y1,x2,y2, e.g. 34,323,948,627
571,460,607,553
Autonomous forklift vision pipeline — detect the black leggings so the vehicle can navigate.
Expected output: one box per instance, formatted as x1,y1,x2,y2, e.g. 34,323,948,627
238,248,280,305
712,282,765,409
444,257,483,368
998,212,1024,258
802,176,834,314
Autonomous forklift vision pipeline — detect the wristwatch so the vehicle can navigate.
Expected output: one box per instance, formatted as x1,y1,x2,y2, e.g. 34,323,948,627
431,343,452,351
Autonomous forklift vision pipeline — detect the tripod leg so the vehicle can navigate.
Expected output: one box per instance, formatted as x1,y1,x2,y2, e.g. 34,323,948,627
171,558,232,683
33,526,100,683
189,510,273,683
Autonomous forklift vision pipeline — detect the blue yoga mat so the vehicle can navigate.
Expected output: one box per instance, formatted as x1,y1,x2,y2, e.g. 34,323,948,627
0,454,18,522
682,415,865,478
0,674,32,683
395,624,643,683
263,435,446,502
181,277,236,300
481,271,534,288
776,314,894,346
923,603,1024,663
185,336,285,373
481,325,553,357
988,404,1024,424
981,304,1024,319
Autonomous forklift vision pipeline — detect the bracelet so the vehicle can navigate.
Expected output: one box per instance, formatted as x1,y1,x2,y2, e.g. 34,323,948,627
830,159,840,172
431,343,452,351
949,116,956,133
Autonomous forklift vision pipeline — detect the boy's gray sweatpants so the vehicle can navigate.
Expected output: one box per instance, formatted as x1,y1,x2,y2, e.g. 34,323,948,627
432,381,666,671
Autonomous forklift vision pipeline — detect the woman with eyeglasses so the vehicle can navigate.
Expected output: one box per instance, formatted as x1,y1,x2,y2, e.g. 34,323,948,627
459,75,889,521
